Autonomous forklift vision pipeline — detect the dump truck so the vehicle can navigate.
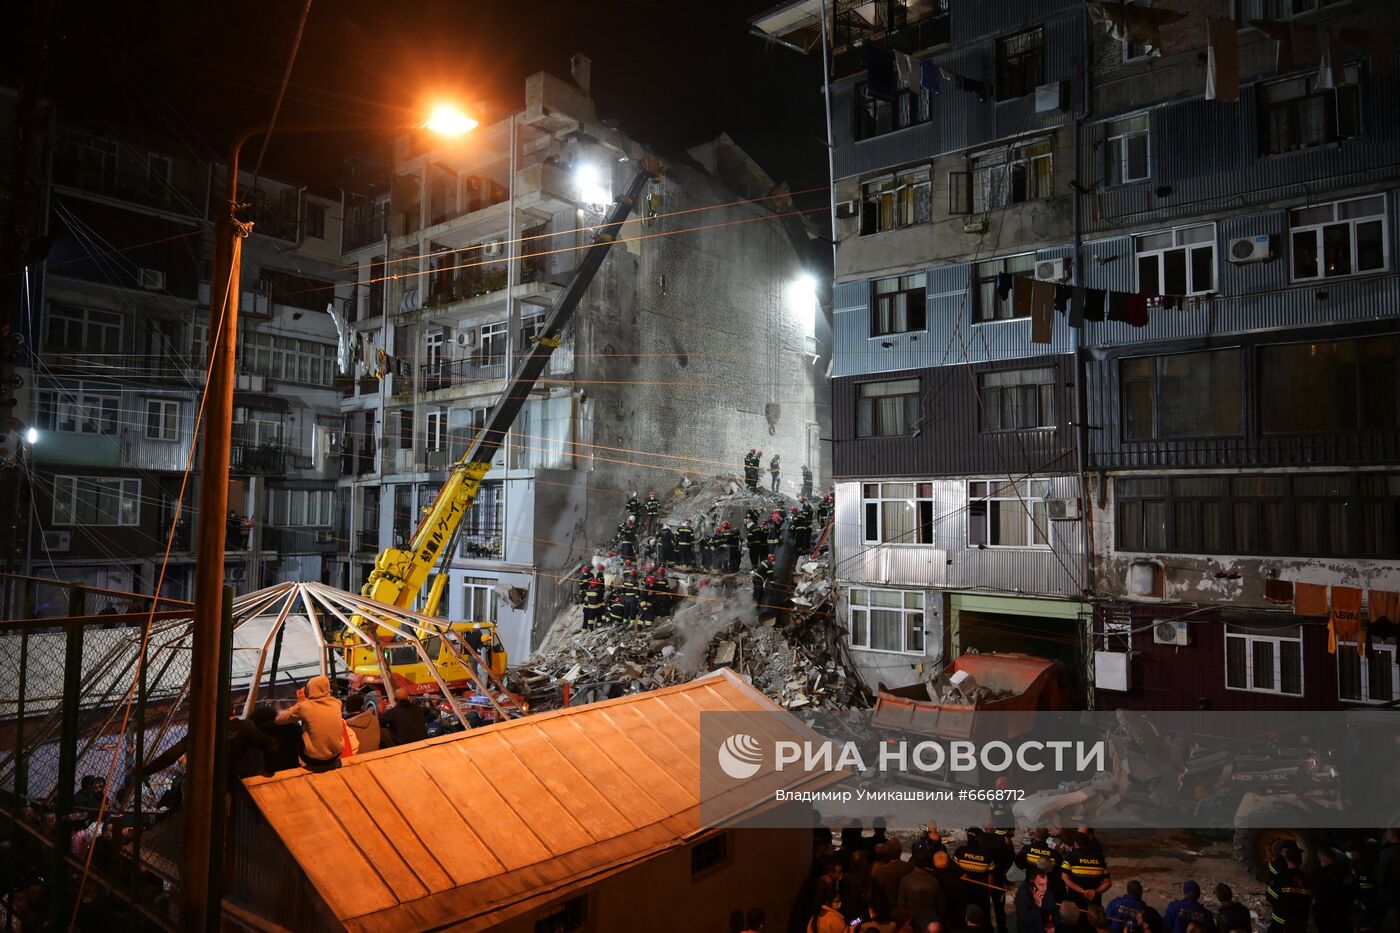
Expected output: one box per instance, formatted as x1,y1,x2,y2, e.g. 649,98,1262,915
338,161,660,699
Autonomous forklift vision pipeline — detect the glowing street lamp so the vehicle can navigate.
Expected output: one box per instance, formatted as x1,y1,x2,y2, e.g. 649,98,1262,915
424,104,479,137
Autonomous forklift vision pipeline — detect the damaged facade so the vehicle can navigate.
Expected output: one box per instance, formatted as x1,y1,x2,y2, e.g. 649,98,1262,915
756,0,1400,709
333,63,829,663
14,108,349,604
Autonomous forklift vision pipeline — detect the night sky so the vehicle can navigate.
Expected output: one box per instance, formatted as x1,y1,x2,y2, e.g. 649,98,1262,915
32,0,828,201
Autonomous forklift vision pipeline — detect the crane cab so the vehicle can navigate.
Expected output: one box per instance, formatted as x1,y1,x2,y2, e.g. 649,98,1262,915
340,621,507,696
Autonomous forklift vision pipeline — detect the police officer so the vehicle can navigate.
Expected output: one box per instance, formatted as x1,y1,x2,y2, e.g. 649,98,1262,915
722,521,741,573
606,594,629,627
657,522,675,566
618,514,638,561
1060,830,1111,909
982,824,1014,933
644,489,661,534
1017,829,1064,902
751,554,775,615
954,829,996,924
583,579,605,628
747,519,767,569
676,519,696,568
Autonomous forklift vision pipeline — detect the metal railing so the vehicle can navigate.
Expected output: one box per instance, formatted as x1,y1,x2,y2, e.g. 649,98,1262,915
419,355,507,389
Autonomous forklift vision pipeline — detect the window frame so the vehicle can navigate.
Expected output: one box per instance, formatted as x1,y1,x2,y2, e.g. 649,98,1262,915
51,475,141,527
848,586,928,655
145,399,180,441
1257,63,1361,157
853,82,932,142
304,202,327,239
1225,625,1304,697
1257,333,1398,434
978,366,1058,432
854,377,922,438
1120,348,1243,441
1133,222,1216,297
462,576,499,622
996,26,1045,101
861,168,933,236
1104,112,1151,186
46,304,123,354
967,479,1053,550
973,253,1037,323
425,408,447,452
954,141,1054,215
860,481,935,546
869,273,928,336
37,385,121,436
1287,194,1389,283
1337,641,1398,704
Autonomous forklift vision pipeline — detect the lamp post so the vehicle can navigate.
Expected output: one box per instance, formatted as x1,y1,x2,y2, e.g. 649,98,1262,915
181,106,475,931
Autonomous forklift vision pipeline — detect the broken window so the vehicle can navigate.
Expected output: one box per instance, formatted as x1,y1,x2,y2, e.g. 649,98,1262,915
1259,334,1398,433
854,83,931,141
1134,223,1215,296
1226,625,1303,696
870,273,927,335
1121,348,1242,441
861,482,935,545
967,479,1052,548
848,587,925,654
1289,194,1387,282
996,27,1044,101
979,367,1056,431
855,378,921,437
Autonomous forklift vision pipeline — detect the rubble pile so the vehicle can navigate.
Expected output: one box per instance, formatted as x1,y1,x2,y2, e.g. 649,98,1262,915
512,474,868,711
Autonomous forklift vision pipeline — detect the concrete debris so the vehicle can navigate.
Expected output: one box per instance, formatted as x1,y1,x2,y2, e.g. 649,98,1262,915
512,474,866,712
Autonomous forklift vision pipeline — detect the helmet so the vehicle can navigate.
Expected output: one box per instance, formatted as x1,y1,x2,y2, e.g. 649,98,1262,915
626,515,636,524
757,450,763,456
790,507,798,513
749,448,755,453
612,594,623,602
649,489,656,495
589,579,602,587
766,554,776,562
595,563,605,571
645,576,656,584
720,521,730,529
799,497,807,504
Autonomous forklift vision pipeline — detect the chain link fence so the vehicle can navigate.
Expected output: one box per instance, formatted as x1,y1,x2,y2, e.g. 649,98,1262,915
1,575,193,930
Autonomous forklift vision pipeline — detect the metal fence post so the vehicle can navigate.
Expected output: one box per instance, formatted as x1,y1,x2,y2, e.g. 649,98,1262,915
51,588,85,931
13,631,28,801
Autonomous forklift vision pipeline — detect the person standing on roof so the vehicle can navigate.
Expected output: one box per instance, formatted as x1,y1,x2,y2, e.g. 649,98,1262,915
752,553,776,617
644,489,662,534
769,453,781,492
275,675,345,771
676,518,696,569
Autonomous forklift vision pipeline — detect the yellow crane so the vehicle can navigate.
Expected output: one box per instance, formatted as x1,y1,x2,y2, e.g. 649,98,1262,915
339,161,659,699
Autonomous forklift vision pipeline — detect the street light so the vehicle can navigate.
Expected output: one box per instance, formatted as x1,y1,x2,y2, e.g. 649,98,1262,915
182,107,475,932
24,427,37,445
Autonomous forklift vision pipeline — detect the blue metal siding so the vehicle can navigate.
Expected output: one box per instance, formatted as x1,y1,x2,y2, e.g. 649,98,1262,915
1217,211,1286,296
950,0,1081,46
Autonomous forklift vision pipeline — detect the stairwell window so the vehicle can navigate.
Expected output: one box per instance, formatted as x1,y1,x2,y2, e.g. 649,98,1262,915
1338,642,1397,704
1258,64,1360,156
849,587,926,654
1104,113,1151,185
1226,625,1303,696
861,169,932,235
870,274,927,335
967,479,1052,548
979,367,1057,431
1135,223,1215,296
861,482,934,545
1289,194,1387,281
855,378,921,437
996,27,1044,101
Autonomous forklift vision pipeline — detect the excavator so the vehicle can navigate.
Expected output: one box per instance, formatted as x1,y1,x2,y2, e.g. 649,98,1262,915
337,159,659,702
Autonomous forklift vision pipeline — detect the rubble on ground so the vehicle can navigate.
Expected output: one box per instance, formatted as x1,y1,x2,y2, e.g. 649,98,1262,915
510,474,867,712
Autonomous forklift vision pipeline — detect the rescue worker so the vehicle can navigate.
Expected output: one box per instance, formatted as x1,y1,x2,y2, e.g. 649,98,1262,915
708,525,727,573
1060,830,1111,909
751,553,775,616
676,518,696,569
746,519,767,569
1268,848,1313,932
769,453,781,492
745,505,761,525
658,522,675,565
625,490,642,520
618,514,638,561
743,449,758,489
636,578,656,627
790,505,812,553
954,829,996,925
606,594,629,628
583,579,605,628
575,562,592,605
1106,880,1149,932
1162,881,1212,933
1350,838,1379,930
766,513,782,556
619,565,639,620
1313,847,1355,933
722,521,741,573
652,570,672,617
801,464,813,499
817,493,833,529
644,489,662,534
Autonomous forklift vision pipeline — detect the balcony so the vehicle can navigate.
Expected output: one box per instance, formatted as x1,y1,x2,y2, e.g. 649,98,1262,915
831,4,951,80
51,154,207,218
231,442,287,475
340,448,377,477
419,355,507,391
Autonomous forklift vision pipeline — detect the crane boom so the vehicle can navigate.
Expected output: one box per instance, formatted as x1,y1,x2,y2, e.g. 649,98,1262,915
361,162,657,617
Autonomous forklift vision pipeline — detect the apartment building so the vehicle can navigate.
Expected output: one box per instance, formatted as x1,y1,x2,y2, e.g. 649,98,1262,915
334,63,827,662
24,116,349,605
756,0,1400,708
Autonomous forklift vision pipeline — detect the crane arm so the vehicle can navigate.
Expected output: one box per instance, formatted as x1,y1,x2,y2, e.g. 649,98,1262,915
361,161,658,615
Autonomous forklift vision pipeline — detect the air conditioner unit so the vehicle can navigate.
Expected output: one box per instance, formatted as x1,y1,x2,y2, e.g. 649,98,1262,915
1093,650,1131,692
425,449,450,470
43,530,71,553
835,200,858,219
962,219,988,234
1047,498,1081,520
483,240,504,258
227,565,248,582
314,530,334,544
454,329,475,348
138,268,166,291
1153,620,1191,646
1228,235,1273,264
1035,258,1069,282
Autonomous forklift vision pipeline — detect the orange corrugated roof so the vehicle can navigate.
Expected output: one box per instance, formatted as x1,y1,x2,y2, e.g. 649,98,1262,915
242,669,838,933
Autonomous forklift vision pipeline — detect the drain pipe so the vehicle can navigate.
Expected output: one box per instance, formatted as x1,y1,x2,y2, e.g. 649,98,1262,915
1072,7,1096,702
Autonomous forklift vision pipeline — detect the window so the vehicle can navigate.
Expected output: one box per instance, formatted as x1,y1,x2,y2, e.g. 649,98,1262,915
996,27,1044,101
979,367,1056,431
36,386,120,435
271,489,333,526
460,482,503,558
65,131,118,192
1266,0,1345,15
1293,474,1353,556
855,378,921,438
952,143,1053,214
849,587,926,654
52,476,140,527
1135,223,1215,296
1225,626,1303,696
426,329,445,369
479,321,509,361
1258,65,1360,156
861,482,934,545
425,408,447,452
861,169,931,235
968,479,1052,548
463,576,498,622
534,895,586,933
520,313,546,348
304,202,326,239
1338,642,1397,704
1105,113,1150,186
870,274,927,336
690,833,730,876
225,326,337,386
1259,335,1397,433
1121,349,1242,440
1229,475,1289,556
1101,615,1132,653
1168,476,1227,553
145,399,180,441
47,305,122,354
1116,477,1167,552
1289,195,1387,281
974,254,1036,322
854,83,931,141
147,154,172,201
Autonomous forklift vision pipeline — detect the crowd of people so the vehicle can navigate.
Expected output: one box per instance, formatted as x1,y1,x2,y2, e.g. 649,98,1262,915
768,822,1400,933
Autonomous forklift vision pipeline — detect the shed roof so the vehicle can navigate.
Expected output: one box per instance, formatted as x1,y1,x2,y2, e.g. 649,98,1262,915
242,669,834,933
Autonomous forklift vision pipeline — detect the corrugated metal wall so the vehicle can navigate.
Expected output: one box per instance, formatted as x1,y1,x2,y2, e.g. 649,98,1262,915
833,477,1084,597
832,354,1079,479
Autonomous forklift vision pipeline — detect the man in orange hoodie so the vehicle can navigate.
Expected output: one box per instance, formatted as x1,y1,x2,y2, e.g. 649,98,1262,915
275,675,345,772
